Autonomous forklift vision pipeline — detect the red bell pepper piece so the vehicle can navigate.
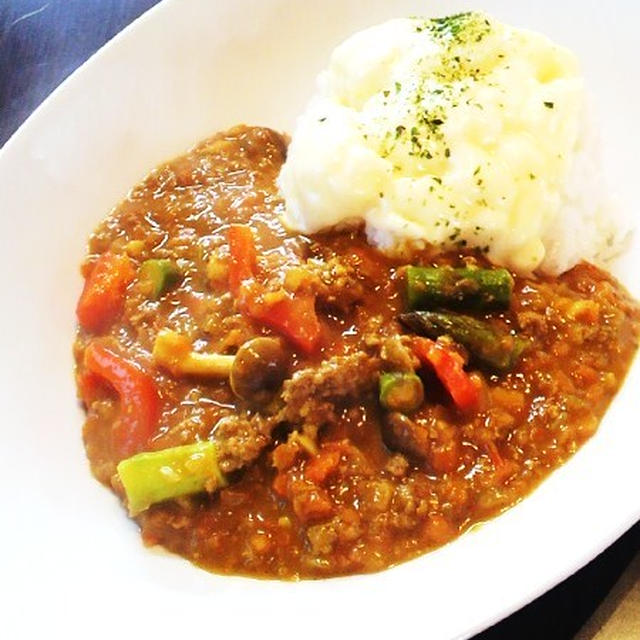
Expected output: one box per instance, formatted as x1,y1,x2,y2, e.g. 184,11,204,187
412,337,480,412
84,342,160,458
76,370,110,407
241,288,321,354
227,225,321,353
227,225,257,295
257,293,321,354
76,252,135,333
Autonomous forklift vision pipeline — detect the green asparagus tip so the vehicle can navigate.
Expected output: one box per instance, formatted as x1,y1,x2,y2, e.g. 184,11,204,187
117,440,226,516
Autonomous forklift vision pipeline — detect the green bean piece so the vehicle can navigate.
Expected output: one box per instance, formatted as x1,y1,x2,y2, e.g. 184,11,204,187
139,259,181,299
399,310,526,371
117,441,226,516
379,372,425,413
406,266,513,311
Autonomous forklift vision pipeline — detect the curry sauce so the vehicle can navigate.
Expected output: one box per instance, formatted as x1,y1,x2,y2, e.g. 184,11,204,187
74,126,640,578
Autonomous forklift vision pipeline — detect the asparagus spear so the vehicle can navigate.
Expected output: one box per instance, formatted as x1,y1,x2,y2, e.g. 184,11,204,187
117,440,226,516
406,266,513,311
379,372,424,413
399,310,526,371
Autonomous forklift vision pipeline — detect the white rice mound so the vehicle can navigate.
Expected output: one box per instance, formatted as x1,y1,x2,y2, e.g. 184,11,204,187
278,14,627,276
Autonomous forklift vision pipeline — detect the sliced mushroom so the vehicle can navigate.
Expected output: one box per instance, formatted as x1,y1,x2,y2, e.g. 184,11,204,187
382,411,461,474
382,412,431,462
153,330,289,408
153,329,234,377
230,337,290,406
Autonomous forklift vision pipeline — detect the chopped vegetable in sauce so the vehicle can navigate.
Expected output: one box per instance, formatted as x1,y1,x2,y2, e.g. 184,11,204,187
400,310,526,371
83,341,160,458
406,265,513,311
379,372,425,413
118,441,226,515
139,259,181,299
152,329,234,378
77,252,134,332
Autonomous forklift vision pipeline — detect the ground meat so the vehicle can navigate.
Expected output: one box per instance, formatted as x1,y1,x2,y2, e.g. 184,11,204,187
385,453,410,477
306,507,364,555
380,335,419,372
281,352,381,430
306,521,338,555
214,412,279,473
216,352,381,471
306,257,366,312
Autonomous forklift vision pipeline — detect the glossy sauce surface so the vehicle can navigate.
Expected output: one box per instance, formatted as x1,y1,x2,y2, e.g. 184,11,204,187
74,126,640,578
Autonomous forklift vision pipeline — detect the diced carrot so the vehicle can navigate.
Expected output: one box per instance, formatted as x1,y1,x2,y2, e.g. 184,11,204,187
227,225,257,295
272,442,300,472
272,472,289,498
428,424,461,474
305,449,341,485
261,293,321,353
76,252,135,333
291,484,334,523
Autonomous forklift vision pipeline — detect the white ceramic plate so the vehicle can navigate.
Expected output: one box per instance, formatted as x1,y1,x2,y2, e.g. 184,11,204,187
1,1,638,639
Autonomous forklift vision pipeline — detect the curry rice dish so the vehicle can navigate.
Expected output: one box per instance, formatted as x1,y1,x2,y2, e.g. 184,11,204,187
74,125,640,578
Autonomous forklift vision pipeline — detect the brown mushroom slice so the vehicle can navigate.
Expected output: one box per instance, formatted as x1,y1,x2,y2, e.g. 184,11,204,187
153,329,234,378
382,412,462,474
153,331,290,407
230,337,290,406
382,411,431,462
